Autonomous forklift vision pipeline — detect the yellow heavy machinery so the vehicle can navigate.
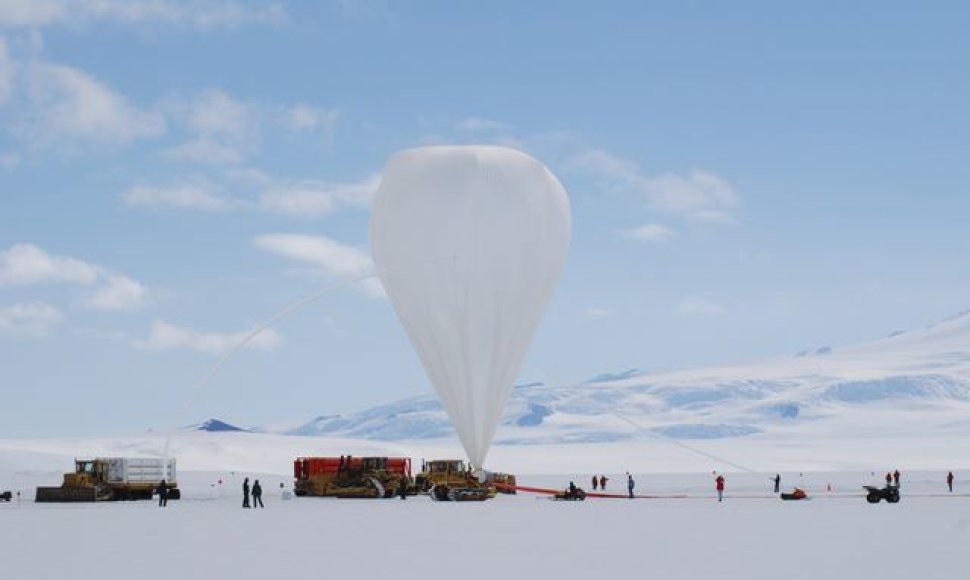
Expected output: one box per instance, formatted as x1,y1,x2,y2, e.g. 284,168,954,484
35,458,179,502
414,459,495,501
487,472,518,495
293,456,412,499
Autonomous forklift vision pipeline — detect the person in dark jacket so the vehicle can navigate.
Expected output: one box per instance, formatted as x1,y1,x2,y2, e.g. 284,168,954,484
157,480,169,507
242,477,251,508
626,473,635,499
252,480,264,508
947,471,954,493
893,470,900,487
398,478,409,500
885,472,892,487
773,474,781,494
591,476,598,491
600,475,608,490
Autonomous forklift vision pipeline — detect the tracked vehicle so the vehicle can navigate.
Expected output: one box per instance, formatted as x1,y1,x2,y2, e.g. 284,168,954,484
415,460,494,501
35,458,178,502
293,456,412,499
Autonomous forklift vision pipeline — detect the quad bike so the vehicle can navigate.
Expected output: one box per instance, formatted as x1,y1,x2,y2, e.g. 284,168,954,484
864,485,900,504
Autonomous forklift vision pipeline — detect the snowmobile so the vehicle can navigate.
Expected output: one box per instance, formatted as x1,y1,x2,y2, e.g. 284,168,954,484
553,485,586,501
863,485,900,504
780,488,807,501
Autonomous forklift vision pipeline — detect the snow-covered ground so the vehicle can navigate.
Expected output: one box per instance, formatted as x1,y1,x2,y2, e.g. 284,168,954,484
1,467,967,580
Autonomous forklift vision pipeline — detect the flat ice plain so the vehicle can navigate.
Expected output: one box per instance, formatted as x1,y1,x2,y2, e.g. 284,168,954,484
2,466,967,580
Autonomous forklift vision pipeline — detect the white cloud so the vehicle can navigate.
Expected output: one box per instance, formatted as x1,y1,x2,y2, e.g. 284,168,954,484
0,1,286,30
165,137,245,165
165,89,256,164
0,243,99,286
184,88,251,138
0,301,62,336
679,297,723,316
455,117,509,132
259,174,380,218
164,93,340,164
0,151,21,169
0,1,64,28
27,63,165,146
573,149,739,222
254,233,384,298
0,36,14,105
121,180,233,211
285,104,339,134
88,274,149,311
621,223,675,242
136,320,281,355
0,243,149,310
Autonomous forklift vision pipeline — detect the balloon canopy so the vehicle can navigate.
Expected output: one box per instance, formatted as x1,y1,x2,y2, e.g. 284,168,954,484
370,146,571,468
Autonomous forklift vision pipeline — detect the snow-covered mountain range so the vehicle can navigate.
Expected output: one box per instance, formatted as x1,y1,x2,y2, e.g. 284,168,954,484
222,310,970,445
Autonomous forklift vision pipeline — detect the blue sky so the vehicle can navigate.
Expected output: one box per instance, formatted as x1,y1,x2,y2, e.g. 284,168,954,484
1,1,969,437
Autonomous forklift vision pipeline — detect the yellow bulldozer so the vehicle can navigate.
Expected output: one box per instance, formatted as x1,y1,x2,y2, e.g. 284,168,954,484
35,458,179,502
414,459,496,501
293,456,412,499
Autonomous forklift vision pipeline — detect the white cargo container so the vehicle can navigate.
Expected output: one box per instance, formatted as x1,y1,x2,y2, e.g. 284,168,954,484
105,458,177,485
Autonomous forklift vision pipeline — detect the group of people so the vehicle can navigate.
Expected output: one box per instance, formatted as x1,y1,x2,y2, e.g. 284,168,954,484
242,477,264,508
589,474,609,491
884,469,902,487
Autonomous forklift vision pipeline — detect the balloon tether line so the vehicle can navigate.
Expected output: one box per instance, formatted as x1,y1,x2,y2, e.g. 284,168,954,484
611,412,758,473
161,270,379,464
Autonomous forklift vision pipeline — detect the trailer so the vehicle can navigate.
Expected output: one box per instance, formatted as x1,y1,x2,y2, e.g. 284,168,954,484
36,458,179,502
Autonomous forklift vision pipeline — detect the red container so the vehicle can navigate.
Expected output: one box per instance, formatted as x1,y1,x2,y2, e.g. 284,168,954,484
294,456,411,481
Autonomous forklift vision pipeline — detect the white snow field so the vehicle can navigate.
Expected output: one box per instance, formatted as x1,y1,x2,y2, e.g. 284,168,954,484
1,467,968,580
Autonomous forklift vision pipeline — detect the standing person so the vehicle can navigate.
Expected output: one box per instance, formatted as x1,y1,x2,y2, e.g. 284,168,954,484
600,475,608,490
885,472,892,487
626,473,635,499
157,479,169,507
947,471,954,493
716,475,725,502
893,470,900,487
252,480,264,508
242,477,251,508
591,476,599,491
773,474,781,494
398,477,409,500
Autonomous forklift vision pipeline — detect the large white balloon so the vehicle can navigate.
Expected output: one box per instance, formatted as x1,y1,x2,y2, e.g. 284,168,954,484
371,146,571,468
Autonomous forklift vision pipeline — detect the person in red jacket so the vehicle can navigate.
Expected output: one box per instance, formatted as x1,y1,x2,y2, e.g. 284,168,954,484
715,475,725,502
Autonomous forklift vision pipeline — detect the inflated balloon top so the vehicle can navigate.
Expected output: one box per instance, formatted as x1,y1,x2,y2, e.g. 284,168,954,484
371,146,571,469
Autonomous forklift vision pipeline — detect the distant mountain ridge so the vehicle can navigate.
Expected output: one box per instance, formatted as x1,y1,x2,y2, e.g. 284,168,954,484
207,311,970,445
194,419,248,433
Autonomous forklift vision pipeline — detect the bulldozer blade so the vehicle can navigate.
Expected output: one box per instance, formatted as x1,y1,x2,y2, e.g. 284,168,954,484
35,487,99,502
